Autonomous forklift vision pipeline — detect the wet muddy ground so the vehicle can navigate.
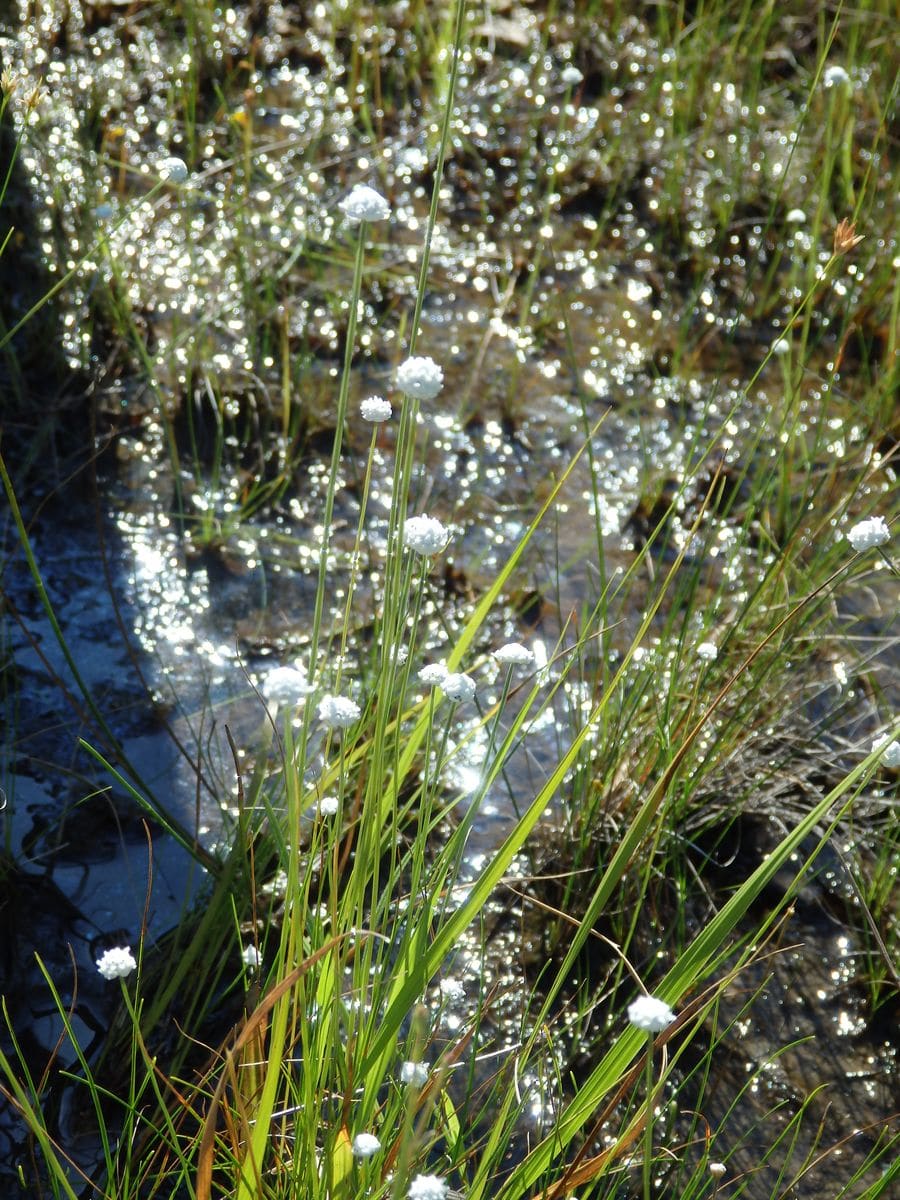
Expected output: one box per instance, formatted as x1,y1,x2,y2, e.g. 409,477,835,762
1,2,898,1195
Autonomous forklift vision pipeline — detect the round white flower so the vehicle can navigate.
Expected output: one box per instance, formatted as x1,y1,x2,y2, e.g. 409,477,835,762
360,395,392,422
338,183,390,224
823,64,851,89
772,338,790,356
318,796,340,816
96,946,137,981
318,694,361,728
627,994,676,1033
395,355,444,400
847,516,890,552
786,208,806,224
872,734,900,769
561,65,583,86
262,664,314,705
158,156,188,183
398,146,428,174
493,642,534,667
709,1162,727,1179
408,1174,448,1200
399,1060,429,1086
352,1132,382,1158
440,977,465,1005
404,515,450,555
696,641,718,661
241,944,262,970
419,662,449,686
442,673,476,703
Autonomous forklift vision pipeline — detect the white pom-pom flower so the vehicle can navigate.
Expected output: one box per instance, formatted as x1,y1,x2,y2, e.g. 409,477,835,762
408,1175,448,1200
627,994,676,1033
338,183,390,224
399,1060,429,1086
442,673,476,703
403,515,450,555
561,65,583,86
352,1132,382,1158
262,664,314,705
360,396,392,422
823,64,851,89
395,355,444,400
419,662,449,686
847,516,890,552
493,642,534,667
96,946,137,981
696,641,718,661
318,695,361,729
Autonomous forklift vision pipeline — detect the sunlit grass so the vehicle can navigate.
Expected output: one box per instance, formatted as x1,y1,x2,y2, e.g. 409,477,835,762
0,1,898,1198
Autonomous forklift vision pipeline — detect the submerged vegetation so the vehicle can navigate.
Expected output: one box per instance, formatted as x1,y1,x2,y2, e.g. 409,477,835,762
0,2,897,1198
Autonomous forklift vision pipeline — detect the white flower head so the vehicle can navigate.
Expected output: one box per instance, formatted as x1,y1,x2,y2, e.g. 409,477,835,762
360,395,392,422
404,515,450,556
442,672,476,703
241,944,262,970
628,994,676,1033
398,146,428,174
786,208,806,224
709,1162,727,1179
352,1132,382,1158
419,661,449,686
318,796,340,816
408,1174,448,1200
847,516,890,552
318,694,361,729
823,64,851,89
158,156,188,183
96,946,137,981
561,64,583,86
493,642,535,668
696,641,718,661
395,355,444,400
262,664,315,706
400,1060,429,1087
338,183,390,224
440,977,465,1005
872,734,900,769
772,337,790,356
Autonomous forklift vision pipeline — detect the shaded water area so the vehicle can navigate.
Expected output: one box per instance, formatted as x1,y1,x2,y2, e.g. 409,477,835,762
2,2,898,1196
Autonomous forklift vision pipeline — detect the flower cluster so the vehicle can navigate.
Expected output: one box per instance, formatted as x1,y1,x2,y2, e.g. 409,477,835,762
96,946,137,981
352,1132,381,1158
319,695,361,728
404,515,450,555
400,1060,429,1087
627,993,676,1033
493,642,534,668
241,944,262,970
262,664,314,705
360,395,392,422
338,183,390,224
408,1175,448,1200
396,355,444,400
442,673,476,703
847,516,889,551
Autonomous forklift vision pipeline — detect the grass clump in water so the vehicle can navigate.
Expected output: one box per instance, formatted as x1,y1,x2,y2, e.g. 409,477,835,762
0,3,898,1198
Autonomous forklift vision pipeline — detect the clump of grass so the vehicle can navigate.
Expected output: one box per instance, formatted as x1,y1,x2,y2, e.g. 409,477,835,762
1,3,898,1199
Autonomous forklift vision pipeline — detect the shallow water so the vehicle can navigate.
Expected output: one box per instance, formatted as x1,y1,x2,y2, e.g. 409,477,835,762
1,2,898,1195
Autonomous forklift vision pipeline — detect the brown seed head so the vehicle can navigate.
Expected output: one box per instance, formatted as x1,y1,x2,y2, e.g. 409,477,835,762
833,218,864,257
1,68,18,95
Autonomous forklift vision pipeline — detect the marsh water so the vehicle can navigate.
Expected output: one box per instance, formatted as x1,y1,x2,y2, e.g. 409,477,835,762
2,3,898,1195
